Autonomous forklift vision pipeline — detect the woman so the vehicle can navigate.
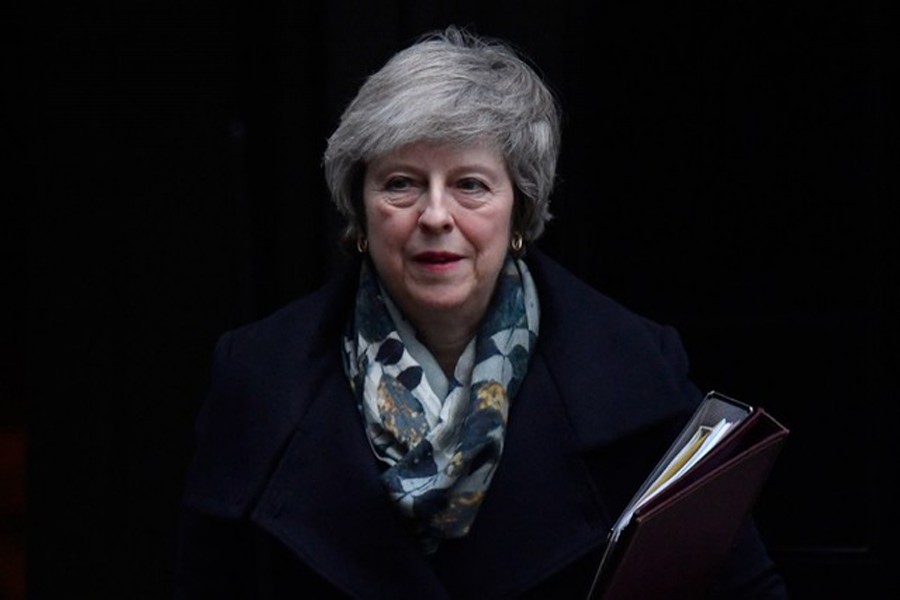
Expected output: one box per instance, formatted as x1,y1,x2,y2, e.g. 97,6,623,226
175,26,788,598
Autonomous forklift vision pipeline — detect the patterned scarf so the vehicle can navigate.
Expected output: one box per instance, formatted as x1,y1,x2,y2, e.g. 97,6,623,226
341,256,539,553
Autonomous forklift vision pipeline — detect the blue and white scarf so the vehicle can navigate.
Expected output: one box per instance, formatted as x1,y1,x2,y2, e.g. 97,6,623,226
341,256,540,552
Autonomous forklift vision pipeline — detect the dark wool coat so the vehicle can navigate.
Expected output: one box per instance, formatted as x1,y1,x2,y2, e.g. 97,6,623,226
175,249,788,599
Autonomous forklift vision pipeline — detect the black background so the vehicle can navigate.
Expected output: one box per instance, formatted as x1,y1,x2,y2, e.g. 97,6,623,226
17,0,898,597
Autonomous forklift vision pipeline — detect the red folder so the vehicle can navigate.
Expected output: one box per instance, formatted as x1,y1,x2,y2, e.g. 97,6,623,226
587,391,790,599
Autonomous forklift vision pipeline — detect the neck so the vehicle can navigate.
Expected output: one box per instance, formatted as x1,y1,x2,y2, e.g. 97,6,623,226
412,312,479,378
424,333,472,378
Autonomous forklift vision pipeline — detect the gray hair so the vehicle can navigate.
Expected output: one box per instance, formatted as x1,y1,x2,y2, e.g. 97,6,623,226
323,25,562,249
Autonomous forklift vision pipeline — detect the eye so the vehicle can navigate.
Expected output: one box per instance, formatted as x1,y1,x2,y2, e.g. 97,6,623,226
384,176,415,192
457,178,490,194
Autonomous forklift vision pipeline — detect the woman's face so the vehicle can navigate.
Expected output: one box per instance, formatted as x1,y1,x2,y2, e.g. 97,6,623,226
363,140,515,330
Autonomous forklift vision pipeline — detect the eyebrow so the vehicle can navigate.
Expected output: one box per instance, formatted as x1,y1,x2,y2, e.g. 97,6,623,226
368,160,505,181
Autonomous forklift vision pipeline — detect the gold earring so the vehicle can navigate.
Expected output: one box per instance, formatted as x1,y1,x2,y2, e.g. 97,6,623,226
510,232,524,253
356,234,368,253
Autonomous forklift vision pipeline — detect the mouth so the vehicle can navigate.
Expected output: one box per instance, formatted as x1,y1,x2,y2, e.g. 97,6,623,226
413,251,463,266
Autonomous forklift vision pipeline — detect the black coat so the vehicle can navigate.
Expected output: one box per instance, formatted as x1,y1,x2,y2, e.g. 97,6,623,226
175,249,788,599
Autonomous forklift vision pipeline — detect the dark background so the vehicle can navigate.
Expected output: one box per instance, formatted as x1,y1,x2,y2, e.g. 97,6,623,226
15,0,897,598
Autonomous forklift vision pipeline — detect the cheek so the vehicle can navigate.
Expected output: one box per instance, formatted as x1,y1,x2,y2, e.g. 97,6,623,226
481,208,514,247
363,200,388,239
366,207,411,253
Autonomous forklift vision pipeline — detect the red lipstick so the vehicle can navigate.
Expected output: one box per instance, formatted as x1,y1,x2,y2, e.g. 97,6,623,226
415,251,461,263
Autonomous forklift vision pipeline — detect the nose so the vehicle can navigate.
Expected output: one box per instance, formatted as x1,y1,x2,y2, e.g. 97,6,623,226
418,183,454,232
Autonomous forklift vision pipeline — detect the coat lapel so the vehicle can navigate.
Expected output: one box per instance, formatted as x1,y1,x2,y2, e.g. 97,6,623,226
430,353,612,597
249,360,450,599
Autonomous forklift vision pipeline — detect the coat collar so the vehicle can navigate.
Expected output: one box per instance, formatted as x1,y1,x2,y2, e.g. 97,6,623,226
249,339,611,599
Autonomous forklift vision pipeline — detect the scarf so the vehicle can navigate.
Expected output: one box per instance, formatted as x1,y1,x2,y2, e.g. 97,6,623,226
341,256,540,552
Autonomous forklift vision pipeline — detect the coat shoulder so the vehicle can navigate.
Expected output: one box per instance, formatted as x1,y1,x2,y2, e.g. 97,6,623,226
181,259,360,517
525,249,703,449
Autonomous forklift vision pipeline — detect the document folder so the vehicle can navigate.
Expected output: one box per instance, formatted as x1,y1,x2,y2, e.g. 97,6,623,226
587,391,789,599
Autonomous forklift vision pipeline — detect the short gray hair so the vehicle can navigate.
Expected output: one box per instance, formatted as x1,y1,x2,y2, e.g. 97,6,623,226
323,25,562,249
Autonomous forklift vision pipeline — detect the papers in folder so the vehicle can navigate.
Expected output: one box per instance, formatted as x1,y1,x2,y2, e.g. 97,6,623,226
619,416,738,534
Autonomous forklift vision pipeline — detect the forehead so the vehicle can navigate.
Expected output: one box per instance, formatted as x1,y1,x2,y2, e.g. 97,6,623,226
367,139,507,171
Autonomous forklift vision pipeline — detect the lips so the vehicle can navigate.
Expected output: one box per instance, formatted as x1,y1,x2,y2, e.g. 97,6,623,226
414,251,462,264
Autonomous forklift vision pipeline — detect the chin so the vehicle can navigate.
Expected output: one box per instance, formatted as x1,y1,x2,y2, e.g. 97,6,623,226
407,289,475,315
413,295,468,313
